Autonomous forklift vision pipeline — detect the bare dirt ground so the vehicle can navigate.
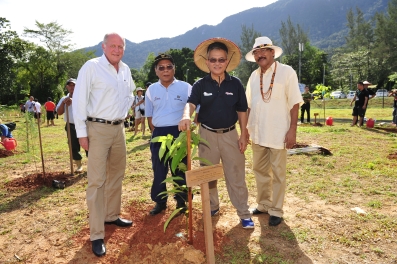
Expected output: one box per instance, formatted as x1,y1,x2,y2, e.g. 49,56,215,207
1,138,396,264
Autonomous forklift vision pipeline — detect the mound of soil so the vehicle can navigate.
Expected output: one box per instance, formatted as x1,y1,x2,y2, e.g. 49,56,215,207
4,171,80,191
70,202,229,264
387,152,397,160
0,149,17,158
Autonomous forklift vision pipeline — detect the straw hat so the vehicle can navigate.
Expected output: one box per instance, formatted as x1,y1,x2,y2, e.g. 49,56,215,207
245,36,283,62
194,37,241,73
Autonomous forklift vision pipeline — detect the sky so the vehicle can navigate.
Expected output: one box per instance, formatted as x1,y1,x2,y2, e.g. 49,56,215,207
0,0,277,49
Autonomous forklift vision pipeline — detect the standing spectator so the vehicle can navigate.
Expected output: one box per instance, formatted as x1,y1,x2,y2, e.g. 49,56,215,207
145,53,191,216
72,33,135,257
56,78,86,172
179,38,254,229
389,89,397,126
33,98,42,123
300,85,311,123
353,80,376,125
25,96,35,114
132,87,146,137
19,103,25,113
245,36,303,226
44,97,56,126
350,82,369,127
145,82,152,133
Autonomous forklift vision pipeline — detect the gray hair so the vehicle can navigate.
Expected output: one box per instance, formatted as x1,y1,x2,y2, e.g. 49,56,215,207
103,33,126,50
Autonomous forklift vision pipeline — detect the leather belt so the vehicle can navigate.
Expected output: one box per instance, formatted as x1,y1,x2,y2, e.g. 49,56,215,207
87,117,123,125
201,124,235,133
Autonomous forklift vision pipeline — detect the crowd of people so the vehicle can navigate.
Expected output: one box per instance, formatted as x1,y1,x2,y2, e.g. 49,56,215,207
5,31,397,258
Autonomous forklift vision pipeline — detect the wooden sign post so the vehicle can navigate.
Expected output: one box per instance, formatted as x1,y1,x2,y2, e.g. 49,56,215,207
186,164,224,264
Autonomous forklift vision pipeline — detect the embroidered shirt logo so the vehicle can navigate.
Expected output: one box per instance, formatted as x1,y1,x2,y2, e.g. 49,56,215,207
204,92,212,96
174,95,182,101
225,92,233,95
154,97,161,101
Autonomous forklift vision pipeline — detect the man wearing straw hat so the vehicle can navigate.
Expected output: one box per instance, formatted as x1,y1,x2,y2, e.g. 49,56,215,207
56,78,86,172
178,38,254,229
245,37,302,226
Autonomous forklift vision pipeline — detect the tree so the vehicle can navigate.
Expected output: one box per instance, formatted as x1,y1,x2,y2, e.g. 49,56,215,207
235,24,262,88
0,17,26,104
279,16,309,56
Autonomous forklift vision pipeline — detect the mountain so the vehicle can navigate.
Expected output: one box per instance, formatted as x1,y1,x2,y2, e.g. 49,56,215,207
83,0,389,69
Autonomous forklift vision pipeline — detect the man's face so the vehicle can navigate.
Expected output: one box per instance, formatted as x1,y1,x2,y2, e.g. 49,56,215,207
305,87,310,92
155,60,175,84
102,34,125,66
29,96,34,101
205,49,228,76
358,84,364,90
66,82,75,94
254,48,275,69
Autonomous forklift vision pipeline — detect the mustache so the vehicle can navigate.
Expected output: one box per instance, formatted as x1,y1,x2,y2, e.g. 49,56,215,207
256,56,266,61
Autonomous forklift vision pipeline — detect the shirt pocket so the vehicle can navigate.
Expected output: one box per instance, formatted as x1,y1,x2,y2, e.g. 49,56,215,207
271,81,285,100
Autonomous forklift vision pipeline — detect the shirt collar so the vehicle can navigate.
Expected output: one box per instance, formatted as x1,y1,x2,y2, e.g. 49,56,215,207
204,72,233,82
257,61,277,73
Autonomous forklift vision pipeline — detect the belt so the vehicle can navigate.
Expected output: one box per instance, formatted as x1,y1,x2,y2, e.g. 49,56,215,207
87,117,123,125
201,124,235,133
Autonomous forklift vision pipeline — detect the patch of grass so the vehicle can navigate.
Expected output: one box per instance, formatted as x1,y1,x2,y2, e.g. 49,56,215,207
367,200,382,208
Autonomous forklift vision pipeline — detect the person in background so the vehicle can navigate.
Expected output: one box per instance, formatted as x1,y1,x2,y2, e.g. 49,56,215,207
145,53,191,216
72,33,135,257
389,89,397,126
33,98,42,123
300,85,311,124
353,80,376,126
145,82,152,133
132,87,146,137
245,36,303,227
56,78,87,173
350,81,369,127
25,96,35,114
178,38,254,229
0,120,13,142
44,97,56,126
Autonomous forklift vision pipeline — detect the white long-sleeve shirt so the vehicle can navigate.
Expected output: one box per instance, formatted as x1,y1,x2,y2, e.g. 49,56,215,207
72,54,136,137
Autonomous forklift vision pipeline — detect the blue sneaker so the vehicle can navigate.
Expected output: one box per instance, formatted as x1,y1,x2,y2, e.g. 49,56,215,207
211,208,219,217
241,218,254,229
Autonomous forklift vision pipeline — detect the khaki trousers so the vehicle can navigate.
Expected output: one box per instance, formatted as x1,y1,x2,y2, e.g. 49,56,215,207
86,121,126,240
252,144,286,217
199,127,250,219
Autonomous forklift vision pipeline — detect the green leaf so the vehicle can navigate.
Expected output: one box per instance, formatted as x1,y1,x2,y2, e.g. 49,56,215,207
159,141,167,160
198,136,210,146
192,157,213,166
191,132,200,146
171,146,186,174
178,163,187,172
151,136,168,143
166,134,174,150
161,176,185,184
164,208,183,232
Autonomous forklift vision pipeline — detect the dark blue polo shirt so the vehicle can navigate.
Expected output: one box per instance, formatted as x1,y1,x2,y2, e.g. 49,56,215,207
188,73,248,129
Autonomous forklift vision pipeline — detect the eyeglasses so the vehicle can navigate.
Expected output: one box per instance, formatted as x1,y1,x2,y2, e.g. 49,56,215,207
208,58,227,64
157,65,174,71
253,48,272,56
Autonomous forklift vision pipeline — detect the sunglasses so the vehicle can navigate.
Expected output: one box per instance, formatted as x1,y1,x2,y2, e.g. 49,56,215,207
253,48,273,56
157,65,174,71
208,58,227,64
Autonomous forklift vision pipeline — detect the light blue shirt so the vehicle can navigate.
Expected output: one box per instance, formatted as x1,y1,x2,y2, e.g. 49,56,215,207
145,79,192,127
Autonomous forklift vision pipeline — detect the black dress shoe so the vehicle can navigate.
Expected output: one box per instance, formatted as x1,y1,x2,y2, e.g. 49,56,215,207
269,215,282,226
150,203,167,215
105,217,132,227
92,239,106,257
251,208,267,215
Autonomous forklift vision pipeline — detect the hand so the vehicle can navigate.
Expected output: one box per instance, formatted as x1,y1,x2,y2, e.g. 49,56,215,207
284,128,297,149
246,131,251,145
238,135,248,154
64,97,72,106
178,119,191,131
79,137,89,151
362,105,366,109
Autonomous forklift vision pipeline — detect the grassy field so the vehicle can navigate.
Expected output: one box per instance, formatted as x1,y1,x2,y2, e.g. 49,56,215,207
0,106,396,263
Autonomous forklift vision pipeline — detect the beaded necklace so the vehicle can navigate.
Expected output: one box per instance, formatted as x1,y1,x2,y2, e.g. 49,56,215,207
260,62,277,103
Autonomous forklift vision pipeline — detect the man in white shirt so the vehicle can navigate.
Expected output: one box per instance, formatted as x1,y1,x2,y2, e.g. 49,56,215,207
25,96,35,114
33,98,41,122
245,37,303,226
72,33,135,257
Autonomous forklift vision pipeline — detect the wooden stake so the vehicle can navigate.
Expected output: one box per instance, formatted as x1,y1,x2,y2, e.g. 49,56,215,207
186,129,193,245
201,182,215,264
37,115,45,177
65,104,74,175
